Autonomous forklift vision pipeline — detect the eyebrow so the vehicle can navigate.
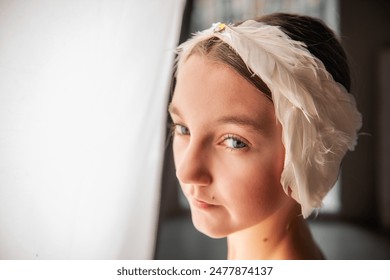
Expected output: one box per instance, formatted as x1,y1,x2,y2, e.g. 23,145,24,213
168,103,180,116
169,103,269,133
217,115,269,133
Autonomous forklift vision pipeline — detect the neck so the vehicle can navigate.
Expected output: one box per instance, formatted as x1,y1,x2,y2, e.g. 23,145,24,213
227,203,323,260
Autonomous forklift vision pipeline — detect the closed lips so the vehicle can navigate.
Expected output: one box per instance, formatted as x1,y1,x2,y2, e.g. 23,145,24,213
192,198,217,209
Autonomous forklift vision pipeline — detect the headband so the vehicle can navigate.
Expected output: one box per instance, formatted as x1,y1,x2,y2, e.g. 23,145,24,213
176,21,362,218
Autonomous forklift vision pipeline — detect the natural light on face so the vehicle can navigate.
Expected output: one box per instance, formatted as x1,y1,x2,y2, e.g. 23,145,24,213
169,54,293,238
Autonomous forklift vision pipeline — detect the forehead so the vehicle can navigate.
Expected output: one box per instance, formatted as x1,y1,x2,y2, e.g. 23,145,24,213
172,54,275,124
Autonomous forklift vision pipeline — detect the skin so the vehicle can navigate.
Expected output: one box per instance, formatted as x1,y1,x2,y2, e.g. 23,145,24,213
169,54,324,260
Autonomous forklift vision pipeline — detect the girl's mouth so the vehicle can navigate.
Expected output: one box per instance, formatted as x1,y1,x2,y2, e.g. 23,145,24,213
192,198,217,209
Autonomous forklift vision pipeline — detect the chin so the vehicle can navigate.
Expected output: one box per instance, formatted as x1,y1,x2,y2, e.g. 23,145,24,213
191,216,231,239
195,225,228,239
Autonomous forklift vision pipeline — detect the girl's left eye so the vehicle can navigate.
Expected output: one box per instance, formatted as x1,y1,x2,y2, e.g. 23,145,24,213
172,124,190,135
223,135,248,150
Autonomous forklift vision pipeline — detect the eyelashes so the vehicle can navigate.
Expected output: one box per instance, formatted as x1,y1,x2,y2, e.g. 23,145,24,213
170,123,190,136
222,134,248,150
170,123,249,151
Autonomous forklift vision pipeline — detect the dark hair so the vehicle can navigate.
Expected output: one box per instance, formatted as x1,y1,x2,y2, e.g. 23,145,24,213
186,13,351,94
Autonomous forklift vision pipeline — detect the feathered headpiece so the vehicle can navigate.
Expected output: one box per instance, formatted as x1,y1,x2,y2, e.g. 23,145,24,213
176,20,362,218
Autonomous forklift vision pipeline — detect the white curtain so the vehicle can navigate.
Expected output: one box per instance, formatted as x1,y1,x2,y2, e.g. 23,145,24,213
0,0,184,259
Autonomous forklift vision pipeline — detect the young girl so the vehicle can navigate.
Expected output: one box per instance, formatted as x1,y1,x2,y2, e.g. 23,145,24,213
168,13,362,259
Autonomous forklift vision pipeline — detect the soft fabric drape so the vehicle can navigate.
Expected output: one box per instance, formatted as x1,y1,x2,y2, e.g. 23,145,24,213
0,0,184,259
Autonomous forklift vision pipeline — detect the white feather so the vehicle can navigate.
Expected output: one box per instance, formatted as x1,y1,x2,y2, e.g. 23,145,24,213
177,21,362,218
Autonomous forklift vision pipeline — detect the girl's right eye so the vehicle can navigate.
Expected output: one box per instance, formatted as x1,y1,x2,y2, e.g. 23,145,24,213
172,124,190,136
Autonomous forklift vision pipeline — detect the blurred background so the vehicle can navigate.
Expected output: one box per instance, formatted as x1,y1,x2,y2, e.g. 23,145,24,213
156,0,390,260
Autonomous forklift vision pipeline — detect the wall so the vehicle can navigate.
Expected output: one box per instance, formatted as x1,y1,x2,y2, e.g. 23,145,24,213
340,0,390,226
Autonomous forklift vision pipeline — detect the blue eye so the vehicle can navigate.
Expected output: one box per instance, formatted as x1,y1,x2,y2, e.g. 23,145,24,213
174,124,190,135
224,135,247,149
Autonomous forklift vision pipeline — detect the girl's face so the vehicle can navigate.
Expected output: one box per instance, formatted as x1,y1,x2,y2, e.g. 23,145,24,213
169,55,290,238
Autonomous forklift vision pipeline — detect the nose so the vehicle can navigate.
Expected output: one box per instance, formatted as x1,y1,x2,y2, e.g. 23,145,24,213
174,140,212,186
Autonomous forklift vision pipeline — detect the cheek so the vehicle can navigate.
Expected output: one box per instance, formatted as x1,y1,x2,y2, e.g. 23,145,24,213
219,145,287,218
172,137,182,167
172,138,193,195
178,180,193,198
252,147,286,201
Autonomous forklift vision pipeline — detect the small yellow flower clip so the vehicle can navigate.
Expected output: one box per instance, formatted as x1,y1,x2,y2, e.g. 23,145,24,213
214,23,226,32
